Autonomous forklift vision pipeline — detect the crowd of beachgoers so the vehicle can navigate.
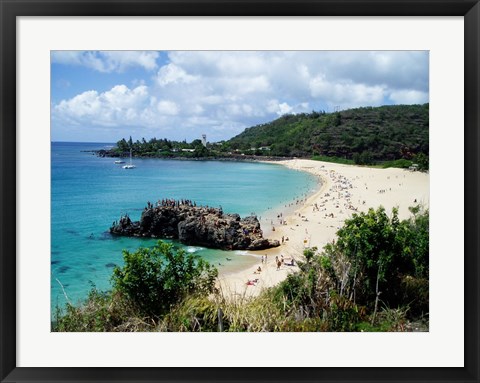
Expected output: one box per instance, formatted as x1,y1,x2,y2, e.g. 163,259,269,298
218,159,429,298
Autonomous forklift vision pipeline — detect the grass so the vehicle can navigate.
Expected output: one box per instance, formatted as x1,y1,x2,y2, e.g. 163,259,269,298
312,155,414,170
311,155,356,165
381,158,413,169
53,281,420,332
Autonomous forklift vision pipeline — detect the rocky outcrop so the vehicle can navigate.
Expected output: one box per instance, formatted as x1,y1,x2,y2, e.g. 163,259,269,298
110,200,280,251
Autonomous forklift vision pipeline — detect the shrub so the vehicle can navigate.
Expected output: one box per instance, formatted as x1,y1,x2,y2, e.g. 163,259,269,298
112,241,218,317
321,206,429,319
269,206,428,330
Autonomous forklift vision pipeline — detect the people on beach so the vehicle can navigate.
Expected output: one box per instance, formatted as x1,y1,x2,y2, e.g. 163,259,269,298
276,259,282,270
283,258,295,266
155,198,196,208
216,160,428,298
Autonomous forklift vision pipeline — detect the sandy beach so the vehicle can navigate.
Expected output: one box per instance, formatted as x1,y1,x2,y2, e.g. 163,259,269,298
218,159,430,298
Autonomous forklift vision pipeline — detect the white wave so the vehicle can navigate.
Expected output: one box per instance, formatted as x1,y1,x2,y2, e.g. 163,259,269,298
233,250,250,256
186,246,203,253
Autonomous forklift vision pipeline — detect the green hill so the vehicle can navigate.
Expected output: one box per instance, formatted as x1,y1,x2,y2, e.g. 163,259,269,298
224,104,429,165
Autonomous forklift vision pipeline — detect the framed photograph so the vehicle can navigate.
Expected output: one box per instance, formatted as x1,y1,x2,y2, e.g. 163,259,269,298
1,0,478,382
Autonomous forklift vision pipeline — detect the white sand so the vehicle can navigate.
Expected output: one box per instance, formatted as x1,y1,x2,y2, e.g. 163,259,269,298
217,159,429,298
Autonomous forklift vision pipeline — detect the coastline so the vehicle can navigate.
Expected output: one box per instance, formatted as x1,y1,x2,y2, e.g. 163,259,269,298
217,158,430,298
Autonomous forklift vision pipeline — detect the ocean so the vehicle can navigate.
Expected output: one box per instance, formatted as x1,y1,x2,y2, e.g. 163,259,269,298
51,142,319,315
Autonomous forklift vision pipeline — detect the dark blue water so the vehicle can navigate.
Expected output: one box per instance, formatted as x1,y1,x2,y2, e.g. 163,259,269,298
51,142,318,314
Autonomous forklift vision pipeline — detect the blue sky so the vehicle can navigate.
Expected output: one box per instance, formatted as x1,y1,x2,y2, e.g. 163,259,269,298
51,51,429,143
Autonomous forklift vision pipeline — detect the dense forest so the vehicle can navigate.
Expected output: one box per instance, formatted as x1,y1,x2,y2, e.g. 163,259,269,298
99,104,429,169
224,104,429,164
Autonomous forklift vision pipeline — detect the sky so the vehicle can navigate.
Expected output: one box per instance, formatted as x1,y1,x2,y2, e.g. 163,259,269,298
51,51,429,143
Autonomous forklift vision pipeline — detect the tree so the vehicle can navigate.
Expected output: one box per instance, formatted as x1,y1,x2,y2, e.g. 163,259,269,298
194,145,209,157
116,138,128,152
323,206,428,313
359,151,373,165
413,152,429,171
271,143,290,156
303,247,317,263
333,112,341,126
112,241,218,317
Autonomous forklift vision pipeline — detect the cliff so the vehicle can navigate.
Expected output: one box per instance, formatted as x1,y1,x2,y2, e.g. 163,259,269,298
110,199,280,251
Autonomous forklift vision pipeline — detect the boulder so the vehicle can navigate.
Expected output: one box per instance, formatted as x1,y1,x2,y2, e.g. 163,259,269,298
110,200,280,251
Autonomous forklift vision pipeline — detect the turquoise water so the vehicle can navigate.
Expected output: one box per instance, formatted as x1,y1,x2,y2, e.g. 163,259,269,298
51,142,318,314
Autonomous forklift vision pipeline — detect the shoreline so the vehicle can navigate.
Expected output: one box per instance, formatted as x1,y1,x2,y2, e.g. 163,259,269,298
217,158,429,298
93,148,296,163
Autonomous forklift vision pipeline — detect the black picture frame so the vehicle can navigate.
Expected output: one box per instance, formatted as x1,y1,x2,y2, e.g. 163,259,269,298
1,1,479,382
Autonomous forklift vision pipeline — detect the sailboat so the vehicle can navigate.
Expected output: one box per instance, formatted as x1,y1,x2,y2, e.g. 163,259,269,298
122,149,136,169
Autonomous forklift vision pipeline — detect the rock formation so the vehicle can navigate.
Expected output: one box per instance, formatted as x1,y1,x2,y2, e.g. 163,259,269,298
110,199,280,251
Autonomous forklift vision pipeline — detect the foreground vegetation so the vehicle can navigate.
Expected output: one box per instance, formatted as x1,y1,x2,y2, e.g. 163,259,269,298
53,206,429,332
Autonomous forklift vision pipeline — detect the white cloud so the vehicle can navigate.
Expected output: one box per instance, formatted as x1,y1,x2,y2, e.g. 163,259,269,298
190,104,204,115
54,85,150,126
55,90,101,118
389,89,429,104
52,51,429,142
102,85,148,108
278,102,293,115
202,95,224,105
102,51,158,72
157,64,197,86
51,51,159,72
167,51,272,76
267,99,309,116
220,76,270,95
310,75,385,109
157,100,179,115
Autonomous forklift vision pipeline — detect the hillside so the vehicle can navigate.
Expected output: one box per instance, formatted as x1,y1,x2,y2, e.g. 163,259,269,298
224,104,429,164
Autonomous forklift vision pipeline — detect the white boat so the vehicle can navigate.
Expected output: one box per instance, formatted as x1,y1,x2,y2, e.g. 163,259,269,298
114,159,125,164
123,149,136,169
